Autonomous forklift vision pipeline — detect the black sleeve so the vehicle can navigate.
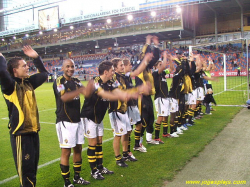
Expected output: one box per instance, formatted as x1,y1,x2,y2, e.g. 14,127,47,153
190,61,196,75
139,44,151,61
185,60,190,75
28,56,48,90
0,56,15,95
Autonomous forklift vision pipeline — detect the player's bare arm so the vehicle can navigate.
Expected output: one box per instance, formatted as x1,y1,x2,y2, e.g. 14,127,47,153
130,52,153,77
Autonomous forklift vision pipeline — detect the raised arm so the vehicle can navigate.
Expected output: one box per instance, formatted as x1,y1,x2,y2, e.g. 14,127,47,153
23,46,49,89
194,54,202,73
168,54,174,72
0,53,15,95
207,57,215,71
157,51,168,74
130,52,153,77
188,52,196,75
147,36,160,69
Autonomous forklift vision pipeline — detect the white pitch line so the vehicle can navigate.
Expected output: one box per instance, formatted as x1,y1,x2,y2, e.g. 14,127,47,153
214,82,247,96
39,122,55,125
1,119,113,131
0,137,114,185
1,108,56,120
39,108,56,112
35,90,53,92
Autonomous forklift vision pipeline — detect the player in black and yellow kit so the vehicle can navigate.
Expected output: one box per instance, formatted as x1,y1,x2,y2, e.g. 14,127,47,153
0,46,48,187
53,59,94,187
81,61,133,179
135,35,160,144
168,53,186,137
152,51,174,141
109,58,151,167
123,53,153,154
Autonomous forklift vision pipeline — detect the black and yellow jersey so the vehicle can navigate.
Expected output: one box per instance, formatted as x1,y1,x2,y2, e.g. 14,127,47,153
135,69,155,95
0,56,48,135
152,69,169,99
189,61,196,89
194,70,205,88
181,59,193,94
124,72,137,107
108,73,128,114
135,43,159,95
53,76,82,123
108,72,139,114
168,64,184,99
81,76,115,124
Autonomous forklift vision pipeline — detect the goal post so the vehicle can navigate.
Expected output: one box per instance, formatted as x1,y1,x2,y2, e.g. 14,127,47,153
189,38,249,106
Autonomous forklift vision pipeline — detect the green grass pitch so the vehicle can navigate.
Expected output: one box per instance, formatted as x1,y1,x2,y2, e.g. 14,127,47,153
0,76,246,186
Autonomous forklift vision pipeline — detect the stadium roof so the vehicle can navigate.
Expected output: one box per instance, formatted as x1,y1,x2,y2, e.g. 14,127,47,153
3,0,250,57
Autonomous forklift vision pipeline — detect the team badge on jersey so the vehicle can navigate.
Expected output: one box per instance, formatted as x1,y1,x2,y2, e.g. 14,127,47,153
120,128,123,132
57,84,65,92
95,82,100,90
112,80,120,88
64,139,68,144
76,81,83,87
87,130,90,134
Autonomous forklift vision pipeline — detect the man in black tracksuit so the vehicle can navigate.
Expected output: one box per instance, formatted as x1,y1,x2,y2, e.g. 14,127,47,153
0,46,48,187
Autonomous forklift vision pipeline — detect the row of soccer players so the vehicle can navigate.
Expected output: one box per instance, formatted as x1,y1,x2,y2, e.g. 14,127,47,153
0,37,215,187
54,35,217,186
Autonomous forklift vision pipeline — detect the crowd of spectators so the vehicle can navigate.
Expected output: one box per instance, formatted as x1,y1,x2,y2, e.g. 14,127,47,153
25,44,248,80
0,11,181,51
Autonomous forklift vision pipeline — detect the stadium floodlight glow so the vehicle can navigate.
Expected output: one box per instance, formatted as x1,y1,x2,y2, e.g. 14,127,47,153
95,40,99,49
39,31,43,35
151,11,156,17
70,25,74,29
1,38,4,41
53,28,58,32
127,15,133,21
13,36,16,40
25,34,29,37
87,22,92,27
107,18,112,24
176,5,182,13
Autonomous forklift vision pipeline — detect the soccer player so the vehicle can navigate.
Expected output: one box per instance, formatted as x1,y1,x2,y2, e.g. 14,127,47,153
168,52,185,137
123,52,153,154
203,56,217,114
81,60,136,179
135,35,160,144
109,58,151,167
184,53,199,126
152,51,174,141
0,46,48,187
53,59,94,187
192,54,205,119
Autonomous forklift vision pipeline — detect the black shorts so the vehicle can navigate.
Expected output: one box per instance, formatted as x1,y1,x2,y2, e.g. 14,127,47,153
139,95,154,133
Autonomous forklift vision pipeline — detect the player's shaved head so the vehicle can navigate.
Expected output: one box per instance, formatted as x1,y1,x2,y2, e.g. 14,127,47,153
62,58,75,79
62,58,74,67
